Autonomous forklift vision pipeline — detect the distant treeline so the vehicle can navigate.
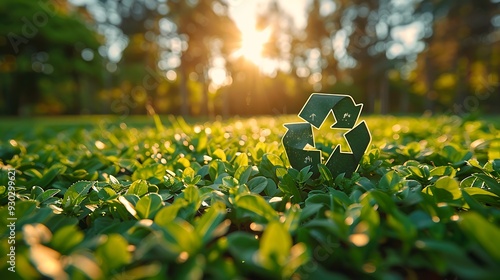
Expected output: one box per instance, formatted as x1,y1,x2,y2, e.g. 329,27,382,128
0,0,499,116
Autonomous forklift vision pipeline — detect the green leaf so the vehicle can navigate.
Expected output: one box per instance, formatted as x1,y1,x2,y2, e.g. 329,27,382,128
153,113,165,133
184,185,200,207
460,176,476,188
472,173,500,197
116,158,140,172
440,144,472,164
488,139,500,160
387,210,417,243
63,181,94,208
173,255,205,280
433,176,462,201
278,173,302,203
235,165,253,184
462,187,500,206
132,163,165,183
161,219,201,254
260,221,292,269
135,193,163,219
414,238,496,279
401,142,421,158
122,194,140,205
264,178,279,197
300,203,323,221
283,204,301,233
98,187,117,200
368,190,397,213
282,243,309,278
430,166,456,178
379,170,404,192
183,167,195,180
233,153,249,169
96,234,131,272
118,195,138,219
222,176,239,187
212,148,226,161
126,179,149,196
33,164,67,188
458,212,500,262
235,194,278,222
227,232,259,265
208,160,221,181
36,189,61,203
154,199,188,227
297,166,313,183
259,154,279,180
24,169,43,180
176,157,191,169
194,202,227,244
247,176,268,194
30,186,44,199
109,174,120,186
461,190,489,216
50,225,84,254
492,159,500,173
318,164,333,182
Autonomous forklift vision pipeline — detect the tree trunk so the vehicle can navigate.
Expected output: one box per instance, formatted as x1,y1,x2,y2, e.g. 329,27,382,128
17,72,38,116
380,71,389,114
179,67,189,116
400,82,410,114
454,56,470,114
72,71,82,115
221,87,229,118
81,77,90,114
201,68,209,117
367,67,378,114
424,53,435,113
2,74,17,116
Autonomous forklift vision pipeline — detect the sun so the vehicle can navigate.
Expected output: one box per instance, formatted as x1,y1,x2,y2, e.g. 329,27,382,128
235,27,271,64
209,27,271,88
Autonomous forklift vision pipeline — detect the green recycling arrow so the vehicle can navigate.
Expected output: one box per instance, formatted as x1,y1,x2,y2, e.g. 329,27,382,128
282,93,371,178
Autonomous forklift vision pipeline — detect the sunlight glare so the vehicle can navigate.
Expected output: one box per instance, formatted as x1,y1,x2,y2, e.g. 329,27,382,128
236,28,271,64
208,67,228,91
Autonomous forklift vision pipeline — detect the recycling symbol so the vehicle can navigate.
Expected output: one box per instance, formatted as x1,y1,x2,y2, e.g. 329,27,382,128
282,93,371,178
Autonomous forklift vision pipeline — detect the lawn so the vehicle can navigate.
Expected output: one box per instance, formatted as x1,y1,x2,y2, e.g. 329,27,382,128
1,114,500,279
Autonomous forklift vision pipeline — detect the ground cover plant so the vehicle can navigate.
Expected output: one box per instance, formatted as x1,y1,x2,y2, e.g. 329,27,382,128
1,115,500,279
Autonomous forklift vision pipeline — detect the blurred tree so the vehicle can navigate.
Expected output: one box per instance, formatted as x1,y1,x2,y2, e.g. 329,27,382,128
256,1,294,67
413,0,500,113
2,0,498,116
302,0,341,92
74,0,240,116
167,0,240,117
0,0,102,115
332,0,417,113
80,0,166,115
251,0,307,113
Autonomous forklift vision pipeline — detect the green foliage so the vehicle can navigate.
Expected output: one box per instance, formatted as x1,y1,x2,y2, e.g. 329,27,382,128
0,115,500,279
0,0,103,115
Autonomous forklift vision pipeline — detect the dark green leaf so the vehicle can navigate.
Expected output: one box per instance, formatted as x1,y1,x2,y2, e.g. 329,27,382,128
247,176,268,194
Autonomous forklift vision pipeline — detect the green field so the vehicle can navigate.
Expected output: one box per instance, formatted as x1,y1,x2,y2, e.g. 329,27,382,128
1,115,500,279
